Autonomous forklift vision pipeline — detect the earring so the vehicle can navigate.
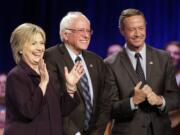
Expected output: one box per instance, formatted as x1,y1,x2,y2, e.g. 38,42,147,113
19,51,22,54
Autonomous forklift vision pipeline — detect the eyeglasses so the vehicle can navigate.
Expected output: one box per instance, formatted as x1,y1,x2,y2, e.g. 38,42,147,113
65,28,93,35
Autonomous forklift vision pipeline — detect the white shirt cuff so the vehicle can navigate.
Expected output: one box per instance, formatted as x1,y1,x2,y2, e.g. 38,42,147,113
130,97,138,110
157,96,166,111
75,132,81,135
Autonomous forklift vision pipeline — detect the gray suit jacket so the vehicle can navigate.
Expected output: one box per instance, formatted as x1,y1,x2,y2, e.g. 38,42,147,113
44,44,110,135
104,46,180,135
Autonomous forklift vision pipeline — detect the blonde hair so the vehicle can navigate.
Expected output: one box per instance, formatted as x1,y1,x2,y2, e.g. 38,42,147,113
10,23,46,64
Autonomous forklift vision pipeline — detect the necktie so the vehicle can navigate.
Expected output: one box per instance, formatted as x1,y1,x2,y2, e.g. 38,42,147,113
75,56,92,131
135,54,151,121
135,53,146,84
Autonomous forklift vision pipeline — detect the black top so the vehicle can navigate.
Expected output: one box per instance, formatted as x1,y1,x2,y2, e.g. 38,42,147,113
4,59,79,135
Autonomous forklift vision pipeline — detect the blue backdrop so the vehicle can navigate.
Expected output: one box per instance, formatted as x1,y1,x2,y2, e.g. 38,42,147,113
1,0,180,73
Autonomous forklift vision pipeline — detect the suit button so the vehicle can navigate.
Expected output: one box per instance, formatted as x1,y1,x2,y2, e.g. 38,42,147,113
142,125,146,128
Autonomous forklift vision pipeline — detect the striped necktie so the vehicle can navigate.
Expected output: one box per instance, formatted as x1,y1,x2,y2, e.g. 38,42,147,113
75,56,92,131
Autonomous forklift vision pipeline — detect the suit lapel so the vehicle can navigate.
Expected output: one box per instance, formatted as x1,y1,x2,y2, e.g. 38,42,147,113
120,49,139,86
146,46,156,88
58,44,74,69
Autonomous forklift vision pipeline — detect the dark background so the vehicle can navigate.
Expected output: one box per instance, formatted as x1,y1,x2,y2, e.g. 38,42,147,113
1,0,180,73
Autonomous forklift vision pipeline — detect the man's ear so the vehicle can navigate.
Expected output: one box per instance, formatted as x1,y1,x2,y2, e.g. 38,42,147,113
62,31,69,41
120,28,124,36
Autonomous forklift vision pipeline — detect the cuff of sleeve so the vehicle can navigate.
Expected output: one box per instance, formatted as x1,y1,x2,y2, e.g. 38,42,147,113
157,96,166,111
130,97,138,110
75,131,81,135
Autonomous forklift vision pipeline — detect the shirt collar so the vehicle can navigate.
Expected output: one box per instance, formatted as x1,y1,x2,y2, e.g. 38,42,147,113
125,43,146,60
65,44,83,63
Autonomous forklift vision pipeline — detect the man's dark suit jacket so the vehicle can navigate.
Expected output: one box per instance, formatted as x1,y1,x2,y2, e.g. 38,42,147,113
4,59,79,135
104,46,180,135
44,44,110,135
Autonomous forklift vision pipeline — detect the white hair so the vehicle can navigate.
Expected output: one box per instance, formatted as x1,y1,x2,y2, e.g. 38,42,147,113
59,11,90,41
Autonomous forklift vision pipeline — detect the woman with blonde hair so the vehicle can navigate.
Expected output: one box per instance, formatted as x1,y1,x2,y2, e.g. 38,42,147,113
4,23,84,135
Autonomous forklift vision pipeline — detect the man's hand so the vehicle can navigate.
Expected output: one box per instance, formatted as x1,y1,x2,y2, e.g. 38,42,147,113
64,61,84,96
142,84,163,106
133,81,146,105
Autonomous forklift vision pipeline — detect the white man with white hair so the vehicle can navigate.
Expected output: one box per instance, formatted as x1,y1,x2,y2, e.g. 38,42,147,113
44,12,111,135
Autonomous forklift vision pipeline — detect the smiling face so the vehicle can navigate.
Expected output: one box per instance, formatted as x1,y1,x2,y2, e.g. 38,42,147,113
22,33,45,69
121,15,146,51
63,16,91,54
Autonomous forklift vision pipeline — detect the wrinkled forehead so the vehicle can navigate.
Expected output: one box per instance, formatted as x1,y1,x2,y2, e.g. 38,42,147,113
125,15,145,24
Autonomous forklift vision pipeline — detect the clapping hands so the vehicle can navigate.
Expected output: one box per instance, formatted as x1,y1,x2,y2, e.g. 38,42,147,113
38,58,49,95
64,61,84,96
